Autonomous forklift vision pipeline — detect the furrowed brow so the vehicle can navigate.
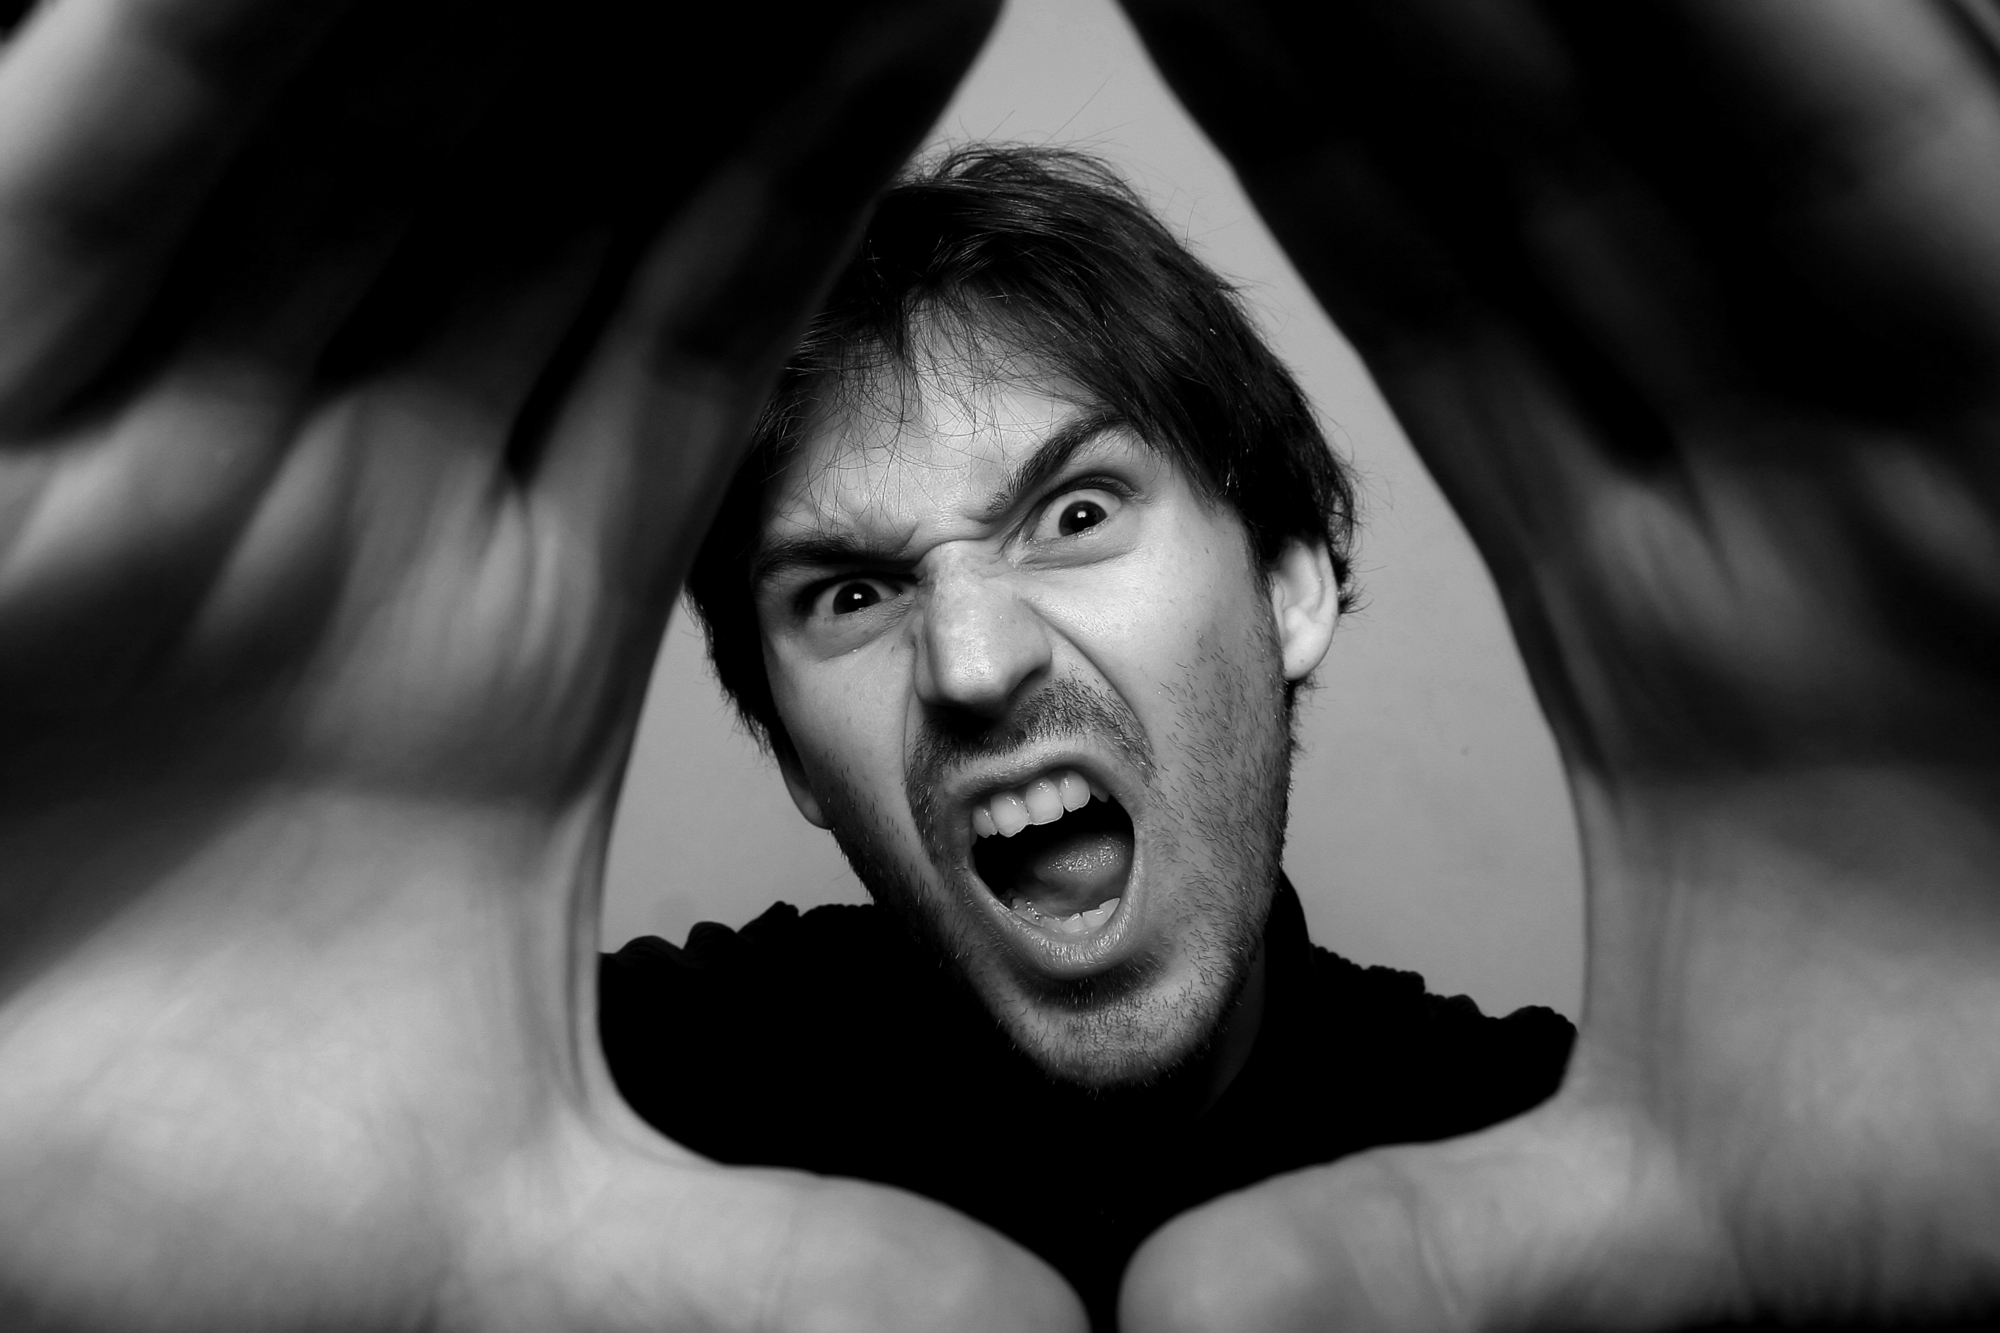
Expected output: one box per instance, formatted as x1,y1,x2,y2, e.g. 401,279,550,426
751,410,1128,589
752,533,904,590
974,410,1125,523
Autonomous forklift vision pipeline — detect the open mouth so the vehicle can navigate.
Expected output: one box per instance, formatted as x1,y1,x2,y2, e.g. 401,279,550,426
969,768,1135,936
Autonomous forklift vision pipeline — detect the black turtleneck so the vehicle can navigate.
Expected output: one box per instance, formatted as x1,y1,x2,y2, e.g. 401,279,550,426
599,880,1574,1330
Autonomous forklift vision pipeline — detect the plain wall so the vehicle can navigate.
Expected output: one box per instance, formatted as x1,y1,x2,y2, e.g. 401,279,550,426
600,0,1586,1020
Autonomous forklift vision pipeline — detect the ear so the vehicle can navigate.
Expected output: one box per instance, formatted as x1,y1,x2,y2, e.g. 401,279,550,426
775,741,832,830
1267,538,1341,682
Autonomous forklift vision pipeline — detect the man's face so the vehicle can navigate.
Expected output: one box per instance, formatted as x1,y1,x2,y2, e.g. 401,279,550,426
753,341,1336,1088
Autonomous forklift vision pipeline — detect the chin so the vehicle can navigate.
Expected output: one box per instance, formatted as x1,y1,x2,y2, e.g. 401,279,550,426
972,942,1252,1091
1003,1000,1220,1091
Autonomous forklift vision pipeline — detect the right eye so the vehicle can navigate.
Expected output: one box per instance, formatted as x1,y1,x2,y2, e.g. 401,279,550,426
812,578,897,619
830,582,880,614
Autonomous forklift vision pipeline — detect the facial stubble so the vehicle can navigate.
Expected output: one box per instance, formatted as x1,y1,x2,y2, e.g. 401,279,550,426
813,630,1296,1091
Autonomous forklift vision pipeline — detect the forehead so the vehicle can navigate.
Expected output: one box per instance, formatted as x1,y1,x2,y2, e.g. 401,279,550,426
761,343,1103,543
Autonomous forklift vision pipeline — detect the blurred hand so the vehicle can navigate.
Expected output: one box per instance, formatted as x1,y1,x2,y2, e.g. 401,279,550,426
0,2,1085,1329
1117,2,2000,1328
0,0,937,807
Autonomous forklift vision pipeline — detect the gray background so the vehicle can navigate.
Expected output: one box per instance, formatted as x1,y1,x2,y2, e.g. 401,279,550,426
600,0,1586,1020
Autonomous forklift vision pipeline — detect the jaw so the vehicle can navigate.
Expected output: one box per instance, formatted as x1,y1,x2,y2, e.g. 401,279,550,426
957,927,1254,1092
826,799,1275,1091
948,796,1245,1088
949,810,1277,1091
833,715,1288,1088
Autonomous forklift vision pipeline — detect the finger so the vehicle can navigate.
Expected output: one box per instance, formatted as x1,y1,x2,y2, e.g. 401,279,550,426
0,19,592,711
137,0,571,383
467,1155,1087,1333
1122,0,2000,431
312,232,615,465
0,0,352,429
1,0,37,38
1116,0,1726,457
1,0,590,434
1119,1101,1732,1333
768,1174,1088,1333
1111,0,1741,768
527,0,1000,610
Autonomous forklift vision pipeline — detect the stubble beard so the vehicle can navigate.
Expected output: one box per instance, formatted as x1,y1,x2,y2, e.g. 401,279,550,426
813,637,1297,1092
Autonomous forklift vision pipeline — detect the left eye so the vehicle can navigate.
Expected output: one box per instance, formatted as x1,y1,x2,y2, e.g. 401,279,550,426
796,575,905,641
1055,499,1108,535
1035,489,1121,541
829,582,881,614
816,579,896,618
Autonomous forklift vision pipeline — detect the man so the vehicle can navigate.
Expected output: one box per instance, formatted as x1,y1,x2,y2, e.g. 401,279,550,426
3,1,1998,1331
599,145,1575,1327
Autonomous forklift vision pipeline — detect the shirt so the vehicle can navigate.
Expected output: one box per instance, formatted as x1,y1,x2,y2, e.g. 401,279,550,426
600,880,1574,1329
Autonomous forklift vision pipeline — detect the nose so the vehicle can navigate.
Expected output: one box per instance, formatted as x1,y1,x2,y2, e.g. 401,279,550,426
913,555,1052,721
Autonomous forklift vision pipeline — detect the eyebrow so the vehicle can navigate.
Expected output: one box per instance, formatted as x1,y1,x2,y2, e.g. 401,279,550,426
751,532,898,590
751,410,1126,591
973,409,1124,523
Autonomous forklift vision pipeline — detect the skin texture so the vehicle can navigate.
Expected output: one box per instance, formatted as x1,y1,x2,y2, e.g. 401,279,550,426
1113,1,2000,1330
0,1,1091,1329
755,337,1340,1094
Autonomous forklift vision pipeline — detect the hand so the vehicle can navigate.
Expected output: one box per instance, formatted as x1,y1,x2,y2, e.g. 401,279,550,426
0,0,943,805
0,2,1084,1329
1116,2,2000,1328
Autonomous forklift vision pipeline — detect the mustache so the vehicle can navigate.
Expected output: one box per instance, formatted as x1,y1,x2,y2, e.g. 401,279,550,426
906,678,1154,854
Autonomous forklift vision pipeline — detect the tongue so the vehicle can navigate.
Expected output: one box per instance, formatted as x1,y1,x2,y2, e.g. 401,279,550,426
1017,827,1132,917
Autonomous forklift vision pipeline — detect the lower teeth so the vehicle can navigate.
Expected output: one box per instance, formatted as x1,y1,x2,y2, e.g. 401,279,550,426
1009,896,1120,935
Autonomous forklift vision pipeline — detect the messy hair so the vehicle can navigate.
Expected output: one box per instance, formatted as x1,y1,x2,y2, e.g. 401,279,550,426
684,145,1357,754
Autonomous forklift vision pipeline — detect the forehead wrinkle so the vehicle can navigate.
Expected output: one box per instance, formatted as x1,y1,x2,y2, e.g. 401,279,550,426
774,346,1093,550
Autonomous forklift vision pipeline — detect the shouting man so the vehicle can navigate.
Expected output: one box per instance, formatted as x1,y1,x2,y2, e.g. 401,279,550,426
599,147,1575,1326
5,1,2000,1331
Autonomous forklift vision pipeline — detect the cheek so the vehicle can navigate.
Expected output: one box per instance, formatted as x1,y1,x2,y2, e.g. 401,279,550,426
768,644,911,808
1054,531,1269,683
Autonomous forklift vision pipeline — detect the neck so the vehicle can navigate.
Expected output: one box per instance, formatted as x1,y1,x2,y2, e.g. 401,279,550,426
1081,929,1270,1120
1191,938,1268,1112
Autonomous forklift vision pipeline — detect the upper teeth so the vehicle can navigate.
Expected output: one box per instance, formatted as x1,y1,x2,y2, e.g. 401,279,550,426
971,768,1110,839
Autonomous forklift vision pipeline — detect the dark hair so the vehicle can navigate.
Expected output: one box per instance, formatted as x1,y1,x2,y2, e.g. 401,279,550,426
684,144,1357,753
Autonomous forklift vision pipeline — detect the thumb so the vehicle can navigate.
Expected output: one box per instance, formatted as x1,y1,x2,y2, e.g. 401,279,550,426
1119,1099,1735,1333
